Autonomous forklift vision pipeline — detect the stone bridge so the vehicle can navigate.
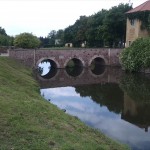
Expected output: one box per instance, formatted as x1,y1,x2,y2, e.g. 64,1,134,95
9,48,122,68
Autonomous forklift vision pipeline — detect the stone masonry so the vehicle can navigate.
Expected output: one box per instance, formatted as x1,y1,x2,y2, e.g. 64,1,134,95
9,48,122,68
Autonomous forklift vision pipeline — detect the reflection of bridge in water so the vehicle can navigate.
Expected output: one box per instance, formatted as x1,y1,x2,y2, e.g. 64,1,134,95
36,67,150,132
35,66,122,89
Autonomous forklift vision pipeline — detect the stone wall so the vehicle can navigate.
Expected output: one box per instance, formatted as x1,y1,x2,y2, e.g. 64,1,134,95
9,48,122,68
126,18,150,47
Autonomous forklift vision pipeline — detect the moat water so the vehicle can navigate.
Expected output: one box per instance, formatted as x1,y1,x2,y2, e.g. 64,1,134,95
35,63,150,150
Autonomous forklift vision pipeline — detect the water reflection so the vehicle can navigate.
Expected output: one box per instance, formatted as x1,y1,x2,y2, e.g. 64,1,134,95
120,74,150,133
90,65,105,75
38,61,51,76
90,57,106,75
75,83,124,114
37,60,107,80
65,66,83,77
37,60,57,79
37,67,150,150
122,93,150,132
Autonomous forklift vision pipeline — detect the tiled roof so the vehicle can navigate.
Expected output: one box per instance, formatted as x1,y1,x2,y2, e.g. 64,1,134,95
126,0,150,14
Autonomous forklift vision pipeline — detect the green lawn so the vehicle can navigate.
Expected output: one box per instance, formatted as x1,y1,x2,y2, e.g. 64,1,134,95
0,57,129,150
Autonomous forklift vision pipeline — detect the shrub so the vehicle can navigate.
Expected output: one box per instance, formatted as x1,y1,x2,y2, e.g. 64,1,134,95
120,37,150,72
14,33,40,49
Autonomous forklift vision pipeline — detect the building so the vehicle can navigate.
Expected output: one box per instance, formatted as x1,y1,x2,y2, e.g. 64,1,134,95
65,43,73,47
125,0,150,47
81,41,86,48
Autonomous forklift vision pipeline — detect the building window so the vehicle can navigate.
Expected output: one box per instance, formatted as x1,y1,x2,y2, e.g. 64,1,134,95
130,19,135,26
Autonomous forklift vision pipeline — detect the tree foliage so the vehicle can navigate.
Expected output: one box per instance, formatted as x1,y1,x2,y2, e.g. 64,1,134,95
14,33,40,49
63,3,132,48
39,37,50,48
47,30,56,47
0,27,7,35
0,26,14,46
39,3,132,48
39,30,64,47
120,37,150,72
0,34,10,46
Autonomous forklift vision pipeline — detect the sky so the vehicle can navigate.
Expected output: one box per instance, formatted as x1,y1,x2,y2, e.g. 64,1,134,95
0,0,147,37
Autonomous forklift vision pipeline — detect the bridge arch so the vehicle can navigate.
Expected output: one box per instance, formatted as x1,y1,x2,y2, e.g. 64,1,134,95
65,65,84,78
36,68,60,81
36,57,60,79
88,55,107,67
36,57,60,69
64,57,85,68
88,55,107,76
64,57,84,77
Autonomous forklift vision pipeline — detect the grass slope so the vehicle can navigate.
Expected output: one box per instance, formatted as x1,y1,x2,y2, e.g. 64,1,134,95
0,57,129,150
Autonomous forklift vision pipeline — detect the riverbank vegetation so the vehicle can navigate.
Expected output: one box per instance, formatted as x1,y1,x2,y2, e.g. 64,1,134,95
120,37,150,72
0,57,129,150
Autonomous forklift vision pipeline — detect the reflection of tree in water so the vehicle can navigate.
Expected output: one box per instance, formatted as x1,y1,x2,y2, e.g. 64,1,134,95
66,66,83,77
37,60,52,78
75,83,124,114
120,73,150,103
38,66,43,75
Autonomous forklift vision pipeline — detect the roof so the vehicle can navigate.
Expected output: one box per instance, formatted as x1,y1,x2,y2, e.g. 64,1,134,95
126,0,150,14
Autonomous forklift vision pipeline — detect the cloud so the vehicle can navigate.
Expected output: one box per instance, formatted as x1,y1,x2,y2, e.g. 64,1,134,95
0,0,146,36
41,87,80,98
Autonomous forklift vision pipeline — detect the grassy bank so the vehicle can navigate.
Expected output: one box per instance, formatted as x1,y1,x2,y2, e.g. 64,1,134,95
0,57,129,150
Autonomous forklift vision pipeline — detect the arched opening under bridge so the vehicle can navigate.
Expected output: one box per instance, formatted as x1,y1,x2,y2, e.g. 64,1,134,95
37,59,58,79
65,58,83,77
90,57,105,75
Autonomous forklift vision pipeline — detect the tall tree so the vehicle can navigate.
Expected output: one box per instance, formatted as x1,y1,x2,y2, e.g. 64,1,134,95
102,4,132,47
47,30,56,47
39,37,50,48
0,26,14,46
55,29,64,46
0,27,7,35
63,3,132,48
74,16,88,47
86,9,107,47
64,25,75,44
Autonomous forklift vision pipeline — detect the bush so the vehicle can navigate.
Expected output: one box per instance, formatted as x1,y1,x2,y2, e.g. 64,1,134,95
120,37,150,72
14,33,40,49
